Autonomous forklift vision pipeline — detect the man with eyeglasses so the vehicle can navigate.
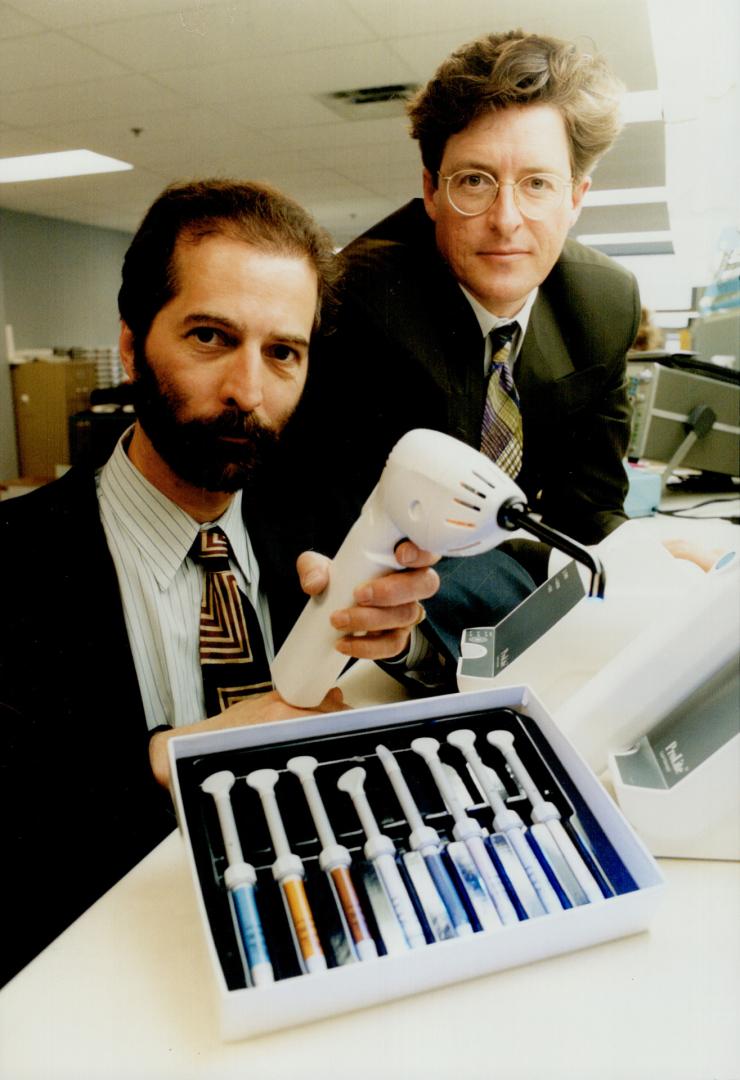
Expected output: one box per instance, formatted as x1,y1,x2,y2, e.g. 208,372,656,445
300,30,640,676
309,31,638,627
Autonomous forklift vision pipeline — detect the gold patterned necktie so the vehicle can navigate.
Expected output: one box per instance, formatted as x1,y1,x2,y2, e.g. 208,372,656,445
192,526,272,715
480,323,523,478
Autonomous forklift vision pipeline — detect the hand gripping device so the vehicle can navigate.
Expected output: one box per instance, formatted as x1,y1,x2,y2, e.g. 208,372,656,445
271,428,605,707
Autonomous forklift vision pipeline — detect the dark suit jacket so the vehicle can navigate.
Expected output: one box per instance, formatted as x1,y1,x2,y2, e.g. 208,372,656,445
0,465,309,984
310,199,640,546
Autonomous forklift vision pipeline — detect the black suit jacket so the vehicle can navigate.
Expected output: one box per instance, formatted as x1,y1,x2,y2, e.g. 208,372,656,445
310,200,640,546
0,465,309,984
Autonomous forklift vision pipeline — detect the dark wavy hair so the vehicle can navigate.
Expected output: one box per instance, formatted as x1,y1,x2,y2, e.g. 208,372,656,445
408,29,625,183
118,179,340,345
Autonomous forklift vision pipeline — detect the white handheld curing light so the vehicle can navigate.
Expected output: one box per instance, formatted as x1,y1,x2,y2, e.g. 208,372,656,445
271,428,606,707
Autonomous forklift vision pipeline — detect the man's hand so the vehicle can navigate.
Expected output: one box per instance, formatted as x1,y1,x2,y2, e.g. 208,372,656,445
662,538,726,573
296,540,440,661
149,688,346,788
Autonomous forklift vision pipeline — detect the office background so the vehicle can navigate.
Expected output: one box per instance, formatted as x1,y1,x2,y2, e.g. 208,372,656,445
1,0,738,481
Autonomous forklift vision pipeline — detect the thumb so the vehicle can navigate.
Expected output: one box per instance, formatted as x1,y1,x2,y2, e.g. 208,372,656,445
296,550,331,595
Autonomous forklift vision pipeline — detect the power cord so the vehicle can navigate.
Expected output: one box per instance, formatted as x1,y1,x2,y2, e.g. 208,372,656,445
658,497,740,523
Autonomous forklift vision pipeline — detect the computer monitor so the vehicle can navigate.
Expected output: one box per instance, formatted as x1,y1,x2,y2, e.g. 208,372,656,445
626,352,740,477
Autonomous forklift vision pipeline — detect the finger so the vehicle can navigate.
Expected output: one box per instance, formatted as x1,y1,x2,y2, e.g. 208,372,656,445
353,566,439,607
296,550,331,595
318,687,348,712
662,538,724,572
335,627,411,660
331,600,423,635
395,540,442,568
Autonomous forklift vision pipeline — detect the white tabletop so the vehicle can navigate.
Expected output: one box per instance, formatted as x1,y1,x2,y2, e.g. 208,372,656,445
1,830,738,1080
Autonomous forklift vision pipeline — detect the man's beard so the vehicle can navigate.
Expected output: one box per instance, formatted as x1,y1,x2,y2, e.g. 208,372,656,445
130,343,281,493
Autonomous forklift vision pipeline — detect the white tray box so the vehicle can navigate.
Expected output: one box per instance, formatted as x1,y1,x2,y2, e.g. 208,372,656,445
169,686,665,1042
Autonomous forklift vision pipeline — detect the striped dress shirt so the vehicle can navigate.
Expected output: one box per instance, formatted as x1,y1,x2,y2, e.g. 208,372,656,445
97,431,274,730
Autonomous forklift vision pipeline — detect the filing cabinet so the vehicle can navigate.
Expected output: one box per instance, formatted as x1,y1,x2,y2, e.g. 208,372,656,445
11,360,95,477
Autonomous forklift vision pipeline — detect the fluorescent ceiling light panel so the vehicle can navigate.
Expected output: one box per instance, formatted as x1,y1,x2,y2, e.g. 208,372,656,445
0,149,133,183
584,186,668,207
576,230,673,246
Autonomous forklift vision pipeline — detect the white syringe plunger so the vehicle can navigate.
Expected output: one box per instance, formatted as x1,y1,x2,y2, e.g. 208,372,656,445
246,768,303,881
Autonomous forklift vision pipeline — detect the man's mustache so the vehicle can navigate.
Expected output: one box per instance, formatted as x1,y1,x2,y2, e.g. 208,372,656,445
191,411,271,439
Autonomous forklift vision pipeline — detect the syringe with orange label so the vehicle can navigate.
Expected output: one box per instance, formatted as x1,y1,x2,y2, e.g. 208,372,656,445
246,768,327,974
286,755,378,962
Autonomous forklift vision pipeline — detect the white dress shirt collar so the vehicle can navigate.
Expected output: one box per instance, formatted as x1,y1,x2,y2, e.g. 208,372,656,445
99,429,252,592
460,285,538,366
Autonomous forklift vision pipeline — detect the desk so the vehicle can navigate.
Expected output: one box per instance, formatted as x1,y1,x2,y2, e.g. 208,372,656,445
0,832,738,1080
2,501,738,1079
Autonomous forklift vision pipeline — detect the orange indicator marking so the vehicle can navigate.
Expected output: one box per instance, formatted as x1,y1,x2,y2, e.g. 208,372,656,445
283,877,325,966
330,865,372,945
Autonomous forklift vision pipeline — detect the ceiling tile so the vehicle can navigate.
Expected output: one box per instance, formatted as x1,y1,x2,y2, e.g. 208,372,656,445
0,1,44,37
25,106,277,165
225,94,339,131
64,11,236,71
151,41,416,104
0,74,187,128
0,1,669,246
248,146,330,175
362,177,420,205
276,171,382,204
308,194,397,245
0,167,157,206
63,204,144,231
388,2,656,90
305,139,421,183
0,125,67,156
134,141,281,180
345,0,524,38
64,0,374,72
269,115,410,153
0,0,209,28
0,183,84,218
50,167,172,207
0,31,127,94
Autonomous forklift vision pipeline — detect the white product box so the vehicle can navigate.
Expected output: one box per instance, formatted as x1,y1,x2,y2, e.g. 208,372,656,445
607,658,740,860
169,685,665,1042
457,534,739,776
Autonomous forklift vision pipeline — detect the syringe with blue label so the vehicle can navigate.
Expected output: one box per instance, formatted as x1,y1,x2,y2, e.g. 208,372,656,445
201,770,274,987
411,737,519,927
446,730,563,914
376,744,473,937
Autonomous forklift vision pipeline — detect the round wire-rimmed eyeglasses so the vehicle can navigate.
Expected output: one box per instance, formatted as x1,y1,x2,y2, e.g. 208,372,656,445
439,169,573,220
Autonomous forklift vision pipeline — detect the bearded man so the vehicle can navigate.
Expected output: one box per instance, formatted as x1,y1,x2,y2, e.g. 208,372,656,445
0,179,438,983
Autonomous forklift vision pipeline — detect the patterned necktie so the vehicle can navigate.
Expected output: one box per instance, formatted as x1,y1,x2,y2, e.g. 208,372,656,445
192,527,272,715
480,323,523,478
